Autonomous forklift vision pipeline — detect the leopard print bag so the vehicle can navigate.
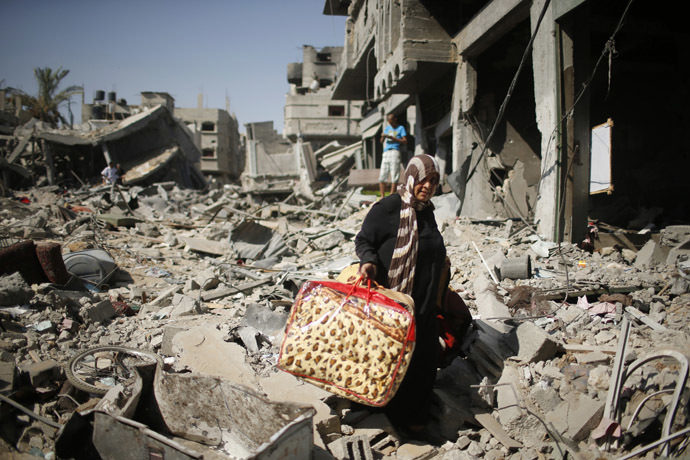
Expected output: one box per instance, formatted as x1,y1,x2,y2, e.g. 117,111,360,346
278,278,416,407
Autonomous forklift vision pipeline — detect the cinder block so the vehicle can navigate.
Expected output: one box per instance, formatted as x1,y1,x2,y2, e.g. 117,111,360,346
23,359,59,387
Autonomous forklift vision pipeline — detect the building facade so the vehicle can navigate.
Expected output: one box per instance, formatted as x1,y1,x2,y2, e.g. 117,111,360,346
325,0,690,242
175,107,243,181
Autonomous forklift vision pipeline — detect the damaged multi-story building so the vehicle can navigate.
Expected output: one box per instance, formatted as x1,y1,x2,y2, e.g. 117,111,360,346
243,45,366,195
324,0,690,242
81,91,244,183
284,45,363,151
175,104,243,183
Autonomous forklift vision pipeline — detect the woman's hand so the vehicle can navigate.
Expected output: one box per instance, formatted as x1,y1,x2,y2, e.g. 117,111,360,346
358,263,377,281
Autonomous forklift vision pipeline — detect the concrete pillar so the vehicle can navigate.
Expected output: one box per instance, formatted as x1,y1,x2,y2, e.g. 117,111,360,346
451,59,477,171
530,0,559,240
42,141,56,186
451,59,497,218
413,95,427,155
563,7,591,244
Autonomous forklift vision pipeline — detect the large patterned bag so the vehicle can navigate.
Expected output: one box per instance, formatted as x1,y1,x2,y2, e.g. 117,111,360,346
278,277,415,406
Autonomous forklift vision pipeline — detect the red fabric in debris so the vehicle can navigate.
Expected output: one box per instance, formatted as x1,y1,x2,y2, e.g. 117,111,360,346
35,243,71,285
0,240,48,285
111,301,135,317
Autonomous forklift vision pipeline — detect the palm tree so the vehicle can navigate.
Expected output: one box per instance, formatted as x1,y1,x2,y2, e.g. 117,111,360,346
19,67,82,127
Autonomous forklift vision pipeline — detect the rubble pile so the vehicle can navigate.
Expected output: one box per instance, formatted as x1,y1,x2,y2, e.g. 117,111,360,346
0,180,689,459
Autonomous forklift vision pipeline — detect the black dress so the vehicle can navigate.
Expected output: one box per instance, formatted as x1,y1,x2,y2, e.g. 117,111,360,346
354,193,446,426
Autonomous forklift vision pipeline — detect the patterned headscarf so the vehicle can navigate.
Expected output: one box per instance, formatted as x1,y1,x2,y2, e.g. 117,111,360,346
388,154,440,295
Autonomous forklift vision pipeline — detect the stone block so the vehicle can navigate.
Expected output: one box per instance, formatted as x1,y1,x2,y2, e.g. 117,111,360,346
0,272,34,306
327,435,374,460
515,321,560,363
23,359,59,387
352,413,401,453
81,300,117,324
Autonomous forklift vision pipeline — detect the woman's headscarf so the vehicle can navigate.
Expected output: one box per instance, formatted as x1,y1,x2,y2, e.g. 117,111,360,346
388,154,440,295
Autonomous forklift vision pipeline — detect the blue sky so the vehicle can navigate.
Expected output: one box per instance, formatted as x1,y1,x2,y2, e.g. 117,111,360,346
0,0,346,133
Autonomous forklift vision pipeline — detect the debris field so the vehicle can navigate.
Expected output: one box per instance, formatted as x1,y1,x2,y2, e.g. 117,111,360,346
1,179,689,460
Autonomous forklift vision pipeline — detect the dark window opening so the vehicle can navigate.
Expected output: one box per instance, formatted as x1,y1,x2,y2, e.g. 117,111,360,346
317,53,332,62
329,105,345,117
202,148,215,158
489,168,507,188
201,122,215,132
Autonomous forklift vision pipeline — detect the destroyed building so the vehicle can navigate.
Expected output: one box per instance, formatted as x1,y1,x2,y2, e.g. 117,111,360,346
284,45,363,151
81,91,244,184
34,104,207,189
324,0,690,243
2,2,690,459
175,105,244,183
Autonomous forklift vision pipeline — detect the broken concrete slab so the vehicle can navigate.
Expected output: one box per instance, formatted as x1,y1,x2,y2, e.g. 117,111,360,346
259,370,338,449
168,293,203,317
241,303,288,338
473,275,512,334
182,237,228,256
495,365,522,426
546,394,604,442
634,239,669,269
528,383,562,413
172,325,259,389
313,230,345,251
515,321,560,363
666,235,690,265
395,442,438,460
160,326,186,356
153,370,314,458
472,411,523,450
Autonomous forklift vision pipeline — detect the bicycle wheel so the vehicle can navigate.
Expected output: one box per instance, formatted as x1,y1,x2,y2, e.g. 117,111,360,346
66,346,163,395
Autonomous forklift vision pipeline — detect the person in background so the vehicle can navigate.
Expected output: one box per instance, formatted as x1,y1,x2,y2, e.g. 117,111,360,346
355,154,444,443
379,113,407,199
101,162,119,186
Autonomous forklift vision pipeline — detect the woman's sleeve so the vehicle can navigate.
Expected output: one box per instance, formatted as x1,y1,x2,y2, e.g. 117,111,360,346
354,203,386,265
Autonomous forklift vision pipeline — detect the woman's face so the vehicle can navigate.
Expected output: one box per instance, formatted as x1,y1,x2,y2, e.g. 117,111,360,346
413,174,439,202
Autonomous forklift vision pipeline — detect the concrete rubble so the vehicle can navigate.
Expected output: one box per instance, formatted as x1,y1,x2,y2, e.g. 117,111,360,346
0,178,689,460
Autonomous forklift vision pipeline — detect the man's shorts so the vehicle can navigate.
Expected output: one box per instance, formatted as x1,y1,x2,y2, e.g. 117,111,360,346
379,149,401,183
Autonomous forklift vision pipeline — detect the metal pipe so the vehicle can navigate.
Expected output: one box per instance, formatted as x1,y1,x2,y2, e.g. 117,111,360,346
0,393,63,429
